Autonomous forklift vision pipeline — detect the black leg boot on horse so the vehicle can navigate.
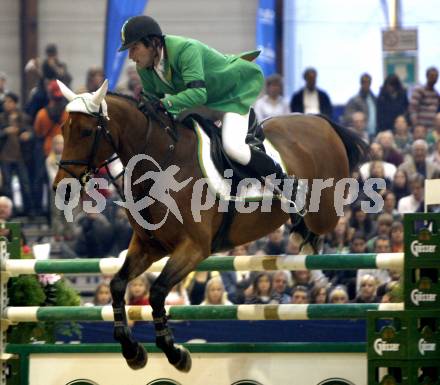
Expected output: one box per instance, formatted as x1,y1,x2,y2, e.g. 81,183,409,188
110,261,148,370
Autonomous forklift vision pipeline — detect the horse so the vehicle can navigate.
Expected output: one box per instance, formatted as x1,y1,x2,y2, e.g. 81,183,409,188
53,79,368,372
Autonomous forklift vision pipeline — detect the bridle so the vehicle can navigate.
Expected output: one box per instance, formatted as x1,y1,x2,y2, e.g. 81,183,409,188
58,106,125,199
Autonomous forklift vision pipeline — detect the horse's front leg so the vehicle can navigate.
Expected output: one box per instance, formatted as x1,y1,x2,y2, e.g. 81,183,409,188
110,236,164,370
149,239,207,372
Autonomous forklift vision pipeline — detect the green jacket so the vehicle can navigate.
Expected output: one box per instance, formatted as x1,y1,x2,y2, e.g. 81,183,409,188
137,35,264,116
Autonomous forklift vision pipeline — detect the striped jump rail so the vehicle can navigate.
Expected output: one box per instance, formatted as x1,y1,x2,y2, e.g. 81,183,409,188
3,252,404,276
5,303,404,322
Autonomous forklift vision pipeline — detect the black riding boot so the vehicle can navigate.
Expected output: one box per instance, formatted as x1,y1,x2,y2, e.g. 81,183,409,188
247,147,297,203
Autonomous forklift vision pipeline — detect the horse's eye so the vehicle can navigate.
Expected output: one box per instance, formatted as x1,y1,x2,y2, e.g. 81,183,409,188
80,129,93,138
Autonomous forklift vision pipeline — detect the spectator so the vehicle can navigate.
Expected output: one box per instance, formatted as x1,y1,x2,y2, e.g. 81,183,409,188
397,173,425,214
359,143,396,181
344,73,377,138
245,272,273,304
376,131,404,167
398,139,440,179
264,226,286,255
348,111,369,143
366,215,393,252
126,274,149,305
310,285,328,304
0,196,13,223
165,283,189,305
393,115,412,155
41,43,72,84
409,67,439,130
291,269,315,291
391,169,410,204
254,74,289,121
353,274,380,303
432,112,440,143
289,67,333,118
390,221,404,253
323,216,353,254
368,160,391,198
187,271,213,305
116,64,142,99
382,191,400,220
271,270,292,304
110,208,132,255
290,285,310,304
25,78,50,123
349,204,375,239
0,92,33,215
200,276,232,305
329,286,349,304
90,282,112,306
0,71,9,113
428,139,440,168
77,66,105,93
377,74,409,133
73,212,114,257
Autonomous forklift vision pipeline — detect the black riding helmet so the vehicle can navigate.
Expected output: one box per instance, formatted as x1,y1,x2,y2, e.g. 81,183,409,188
118,15,163,52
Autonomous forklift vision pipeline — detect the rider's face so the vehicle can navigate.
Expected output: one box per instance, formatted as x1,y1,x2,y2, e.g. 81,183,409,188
129,42,155,69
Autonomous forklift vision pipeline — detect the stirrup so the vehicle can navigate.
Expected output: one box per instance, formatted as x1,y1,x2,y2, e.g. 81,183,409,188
267,175,308,217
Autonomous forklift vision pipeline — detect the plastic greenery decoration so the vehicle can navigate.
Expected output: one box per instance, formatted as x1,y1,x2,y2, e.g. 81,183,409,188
7,247,82,343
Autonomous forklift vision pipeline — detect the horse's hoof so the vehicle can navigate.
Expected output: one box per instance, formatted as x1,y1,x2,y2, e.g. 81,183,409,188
126,343,148,370
173,345,192,372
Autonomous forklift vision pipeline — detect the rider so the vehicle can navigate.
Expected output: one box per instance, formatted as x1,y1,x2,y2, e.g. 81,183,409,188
118,15,296,202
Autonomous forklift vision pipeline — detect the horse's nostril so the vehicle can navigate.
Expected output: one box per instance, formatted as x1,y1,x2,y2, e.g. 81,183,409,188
65,184,71,203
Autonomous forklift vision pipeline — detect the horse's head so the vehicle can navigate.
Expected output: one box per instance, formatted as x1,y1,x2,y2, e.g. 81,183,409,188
53,79,118,195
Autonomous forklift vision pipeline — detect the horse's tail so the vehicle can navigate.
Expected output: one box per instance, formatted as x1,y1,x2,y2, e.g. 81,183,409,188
319,115,369,172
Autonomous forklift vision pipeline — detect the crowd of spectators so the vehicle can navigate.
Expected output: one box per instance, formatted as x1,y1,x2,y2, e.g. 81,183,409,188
1,43,440,308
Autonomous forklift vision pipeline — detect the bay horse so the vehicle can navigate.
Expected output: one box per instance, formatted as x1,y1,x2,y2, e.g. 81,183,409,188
53,80,368,372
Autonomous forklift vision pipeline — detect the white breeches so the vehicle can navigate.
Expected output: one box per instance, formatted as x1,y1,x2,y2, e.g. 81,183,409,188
222,111,251,165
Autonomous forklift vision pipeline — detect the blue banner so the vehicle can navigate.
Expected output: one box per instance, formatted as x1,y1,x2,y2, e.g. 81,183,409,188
256,0,277,77
104,0,148,90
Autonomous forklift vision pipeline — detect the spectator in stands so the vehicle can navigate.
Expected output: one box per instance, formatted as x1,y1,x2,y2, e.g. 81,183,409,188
398,139,440,179
271,270,292,304
329,286,349,304
0,71,9,114
264,226,286,255
353,274,380,303
382,191,400,220
92,282,112,306
310,285,328,304
377,74,408,133
188,271,215,305
376,131,404,167
73,212,114,257
428,139,440,168
110,208,132,255
290,285,310,304
397,173,425,214
391,169,410,204
165,283,189,305
349,204,375,239
200,276,232,305
359,143,396,181
348,111,369,143
289,67,333,118
245,272,274,304
0,196,13,223
127,274,149,305
25,78,50,123
254,74,289,121
368,161,391,198
323,216,353,254
344,73,377,138
390,221,404,253
291,269,315,291
41,43,72,84
116,64,142,99
77,67,105,93
409,67,439,130
393,115,412,155
0,92,33,215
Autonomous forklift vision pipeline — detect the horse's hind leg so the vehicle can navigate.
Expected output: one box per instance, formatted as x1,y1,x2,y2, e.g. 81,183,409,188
110,236,164,370
149,238,208,372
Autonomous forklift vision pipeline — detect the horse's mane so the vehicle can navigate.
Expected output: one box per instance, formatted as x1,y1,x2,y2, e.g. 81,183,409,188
107,91,139,106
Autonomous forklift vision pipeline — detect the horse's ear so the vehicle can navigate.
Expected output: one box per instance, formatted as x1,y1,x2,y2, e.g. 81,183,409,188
91,79,109,106
56,80,77,102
